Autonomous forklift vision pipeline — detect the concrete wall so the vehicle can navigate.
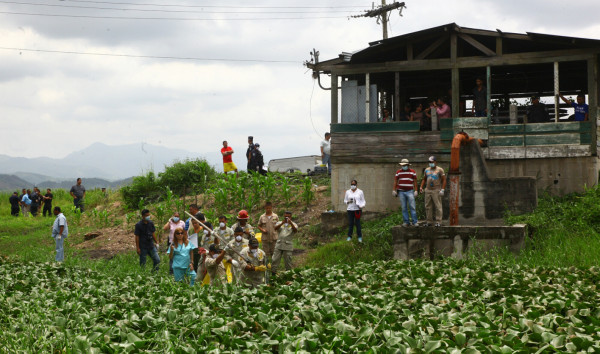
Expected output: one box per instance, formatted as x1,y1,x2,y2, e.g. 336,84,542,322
486,156,598,195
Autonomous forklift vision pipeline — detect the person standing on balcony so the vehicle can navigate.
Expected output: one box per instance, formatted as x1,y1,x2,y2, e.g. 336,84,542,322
472,77,487,117
558,93,589,121
526,96,549,123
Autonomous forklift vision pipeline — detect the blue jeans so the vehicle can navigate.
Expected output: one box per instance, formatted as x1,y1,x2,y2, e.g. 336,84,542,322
347,210,362,238
398,190,418,225
54,235,65,262
173,267,196,286
139,246,160,271
322,154,331,173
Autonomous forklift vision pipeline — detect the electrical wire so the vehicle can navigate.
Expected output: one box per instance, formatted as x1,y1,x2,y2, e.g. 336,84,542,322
0,46,302,63
308,78,324,139
0,10,348,20
63,0,366,9
0,0,361,14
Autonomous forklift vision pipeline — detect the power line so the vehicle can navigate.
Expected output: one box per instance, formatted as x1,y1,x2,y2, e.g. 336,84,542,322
0,46,302,63
0,0,359,14
0,10,348,20
63,0,366,9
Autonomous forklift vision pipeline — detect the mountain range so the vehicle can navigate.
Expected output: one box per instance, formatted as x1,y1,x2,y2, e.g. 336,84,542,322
0,142,208,190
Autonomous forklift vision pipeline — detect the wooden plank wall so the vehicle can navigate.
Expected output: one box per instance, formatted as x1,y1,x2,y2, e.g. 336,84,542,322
330,131,451,164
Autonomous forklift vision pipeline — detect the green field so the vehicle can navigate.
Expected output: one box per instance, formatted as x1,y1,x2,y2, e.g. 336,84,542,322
1,179,600,351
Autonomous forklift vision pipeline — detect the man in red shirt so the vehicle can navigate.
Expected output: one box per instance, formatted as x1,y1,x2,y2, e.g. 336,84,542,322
221,141,238,176
393,158,419,227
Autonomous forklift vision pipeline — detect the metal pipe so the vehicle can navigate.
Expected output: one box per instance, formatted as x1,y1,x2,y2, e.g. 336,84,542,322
448,132,481,226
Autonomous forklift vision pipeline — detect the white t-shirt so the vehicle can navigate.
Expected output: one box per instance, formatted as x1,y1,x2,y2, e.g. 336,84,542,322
188,232,199,249
320,139,331,155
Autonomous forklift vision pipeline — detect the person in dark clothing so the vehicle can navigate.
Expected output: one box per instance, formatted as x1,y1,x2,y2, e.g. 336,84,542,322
29,187,42,217
134,209,160,271
9,192,20,216
246,136,254,171
472,78,487,117
526,96,549,123
42,188,53,217
18,188,26,216
249,143,266,175
398,103,411,121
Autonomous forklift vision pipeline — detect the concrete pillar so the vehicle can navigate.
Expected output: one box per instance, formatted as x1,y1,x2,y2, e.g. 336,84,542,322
451,235,464,259
509,104,518,124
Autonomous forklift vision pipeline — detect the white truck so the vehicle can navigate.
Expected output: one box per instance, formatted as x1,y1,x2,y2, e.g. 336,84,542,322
267,155,326,174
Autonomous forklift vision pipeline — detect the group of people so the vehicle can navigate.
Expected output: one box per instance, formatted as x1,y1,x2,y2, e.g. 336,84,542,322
8,178,87,217
526,93,589,123
9,187,54,217
134,202,299,287
220,136,267,176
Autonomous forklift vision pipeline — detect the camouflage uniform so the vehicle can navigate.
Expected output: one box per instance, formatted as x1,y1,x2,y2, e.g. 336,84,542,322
239,247,266,288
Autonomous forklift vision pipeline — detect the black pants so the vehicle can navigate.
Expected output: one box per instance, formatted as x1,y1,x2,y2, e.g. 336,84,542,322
30,204,39,216
43,204,52,217
11,206,19,216
347,210,362,238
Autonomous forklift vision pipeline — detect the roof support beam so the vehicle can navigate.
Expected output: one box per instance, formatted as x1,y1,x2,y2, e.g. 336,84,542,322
327,48,599,75
588,56,598,155
457,33,497,56
415,36,447,60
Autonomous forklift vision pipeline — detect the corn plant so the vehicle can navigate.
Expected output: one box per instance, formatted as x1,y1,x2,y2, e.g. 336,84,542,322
301,176,315,209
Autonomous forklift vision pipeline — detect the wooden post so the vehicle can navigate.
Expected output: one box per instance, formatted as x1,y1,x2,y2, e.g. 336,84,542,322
365,73,370,123
554,62,559,123
495,37,503,55
452,67,459,118
394,72,400,121
509,104,517,124
431,106,438,131
331,74,338,125
486,66,492,125
588,56,599,155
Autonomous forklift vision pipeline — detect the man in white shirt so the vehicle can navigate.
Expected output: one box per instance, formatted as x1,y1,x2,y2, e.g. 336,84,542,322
51,207,68,262
344,180,366,242
320,132,331,174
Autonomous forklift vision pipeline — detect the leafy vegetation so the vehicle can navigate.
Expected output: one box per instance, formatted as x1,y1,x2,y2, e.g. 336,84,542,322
1,258,599,351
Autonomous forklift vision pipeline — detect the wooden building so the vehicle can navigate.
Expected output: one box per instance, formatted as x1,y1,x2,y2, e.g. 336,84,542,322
308,23,600,216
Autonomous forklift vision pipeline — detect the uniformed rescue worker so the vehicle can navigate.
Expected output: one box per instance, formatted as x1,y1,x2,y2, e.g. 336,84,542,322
239,238,267,288
230,210,255,239
271,211,298,274
224,227,248,282
204,244,227,286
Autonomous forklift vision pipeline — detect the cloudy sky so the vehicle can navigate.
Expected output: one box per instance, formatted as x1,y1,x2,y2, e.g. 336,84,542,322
1,0,599,170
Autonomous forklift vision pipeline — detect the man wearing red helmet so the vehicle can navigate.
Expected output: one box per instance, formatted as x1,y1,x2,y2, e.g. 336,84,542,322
230,210,255,240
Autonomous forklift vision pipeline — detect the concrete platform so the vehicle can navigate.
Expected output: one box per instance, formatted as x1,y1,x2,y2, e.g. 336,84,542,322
391,224,527,260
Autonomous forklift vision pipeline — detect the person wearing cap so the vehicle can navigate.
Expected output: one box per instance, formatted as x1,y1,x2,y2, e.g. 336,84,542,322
239,237,267,288
558,93,589,122
419,156,446,227
221,140,238,176
344,180,366,242
271,211,298,274
231,210,255,239
393,159,419,227
225,226,249,283
526,96,549,123
249,143,266,175
204,244,227,286
246,136,254,171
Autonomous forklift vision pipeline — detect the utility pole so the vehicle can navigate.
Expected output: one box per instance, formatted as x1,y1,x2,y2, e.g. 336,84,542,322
352,1,406,39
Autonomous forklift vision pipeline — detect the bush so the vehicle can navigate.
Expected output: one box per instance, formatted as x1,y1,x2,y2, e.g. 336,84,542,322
120,171,162,209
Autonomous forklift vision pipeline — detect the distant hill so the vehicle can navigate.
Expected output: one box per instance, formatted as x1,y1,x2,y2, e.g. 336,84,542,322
0,142,208,180
0,174,32,192
0,174,133,191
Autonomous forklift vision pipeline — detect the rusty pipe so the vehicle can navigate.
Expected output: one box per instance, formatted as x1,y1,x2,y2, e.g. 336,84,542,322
448,132,477,226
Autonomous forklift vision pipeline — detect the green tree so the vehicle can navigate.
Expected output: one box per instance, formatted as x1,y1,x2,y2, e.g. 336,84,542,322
120,171,162,209
158,158,217,198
